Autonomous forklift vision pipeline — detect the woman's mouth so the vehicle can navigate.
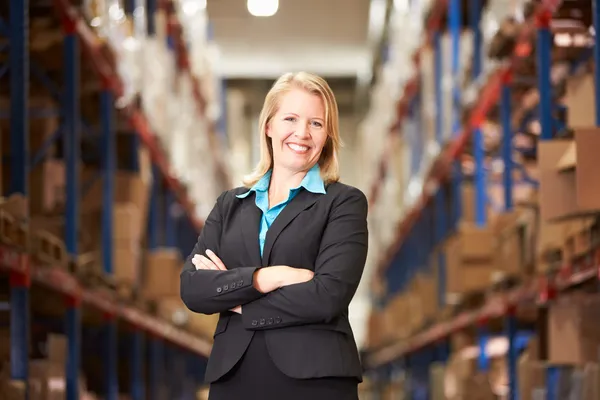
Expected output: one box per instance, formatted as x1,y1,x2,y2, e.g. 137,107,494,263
287,143,310,154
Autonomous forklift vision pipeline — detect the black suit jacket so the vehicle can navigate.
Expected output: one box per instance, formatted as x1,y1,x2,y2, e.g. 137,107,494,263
180,182,369,383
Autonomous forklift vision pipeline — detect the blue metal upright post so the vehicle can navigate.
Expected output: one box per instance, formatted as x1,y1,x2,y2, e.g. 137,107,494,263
449,0,462,137
62,16,83,400
8,0,30,391
449,0,463,227
63,21,80,258
536,11,555,398
8,0,29,196
147,0,157,36
501,73,518,399
65,298,81,400
593,0,600,125
506,308,518,400
470,0,486,227
9,274,29,386
131,329,145,400
104,317,118,399
434,31,443,145
149,337,165,400
501,79,514,212
537,13,553,141
477,323,489,371
469,0,482,78
101,90,115,275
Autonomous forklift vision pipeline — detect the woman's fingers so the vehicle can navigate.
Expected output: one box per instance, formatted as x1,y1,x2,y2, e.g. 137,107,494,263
206,250,227,270
200,255,219,270
192,251,226,271
192,254,219,270
192,255,204,269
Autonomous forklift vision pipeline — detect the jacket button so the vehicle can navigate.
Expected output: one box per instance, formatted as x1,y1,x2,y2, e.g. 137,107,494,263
216,287,223,293
275,317,281,324
230,282,236,289
259,318,265,325
267,318,273,325
238,280,244,286
252,320,258,326
224,284,229,291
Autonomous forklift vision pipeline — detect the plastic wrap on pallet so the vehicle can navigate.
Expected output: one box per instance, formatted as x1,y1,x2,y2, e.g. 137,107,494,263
169,74,198,179
82,0,145,106
141,38,176,143
175,0,223,123
356,80,397,191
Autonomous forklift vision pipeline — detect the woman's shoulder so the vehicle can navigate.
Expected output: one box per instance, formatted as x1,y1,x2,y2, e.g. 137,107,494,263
325,182,368,207
215,186,250,205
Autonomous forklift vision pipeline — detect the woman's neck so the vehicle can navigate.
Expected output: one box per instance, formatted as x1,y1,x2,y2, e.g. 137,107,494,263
268,167,307,206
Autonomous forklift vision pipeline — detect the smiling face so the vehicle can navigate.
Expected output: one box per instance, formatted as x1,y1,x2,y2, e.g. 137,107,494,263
266,88,328,175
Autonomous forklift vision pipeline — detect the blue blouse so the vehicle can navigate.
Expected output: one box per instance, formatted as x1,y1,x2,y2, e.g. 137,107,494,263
236,164,326,256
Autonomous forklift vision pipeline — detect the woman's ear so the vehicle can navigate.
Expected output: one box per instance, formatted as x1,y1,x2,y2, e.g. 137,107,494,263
265,123,272,138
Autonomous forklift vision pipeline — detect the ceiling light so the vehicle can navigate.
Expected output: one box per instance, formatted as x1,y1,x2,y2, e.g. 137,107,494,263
181,0,207,16
247,0,279,17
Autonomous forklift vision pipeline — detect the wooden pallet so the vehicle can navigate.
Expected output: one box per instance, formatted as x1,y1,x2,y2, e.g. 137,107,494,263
0,209,28,249
563,217,600,262
115,280,136,302
74,252,116,291
31,229,68,268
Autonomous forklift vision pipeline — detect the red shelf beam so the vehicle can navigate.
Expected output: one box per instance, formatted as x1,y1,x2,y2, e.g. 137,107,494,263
52,0,205,231
365,256,600,368
0,244,212,357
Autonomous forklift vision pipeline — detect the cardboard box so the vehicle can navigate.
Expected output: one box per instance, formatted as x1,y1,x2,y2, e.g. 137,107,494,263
411,271,438,319
565,73,596,128
539,130,600,221
142,248,182,299
548,297,600,365
444,213,525,295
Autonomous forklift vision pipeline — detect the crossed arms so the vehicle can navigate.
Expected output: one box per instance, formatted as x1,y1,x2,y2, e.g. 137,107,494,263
179,188,368,330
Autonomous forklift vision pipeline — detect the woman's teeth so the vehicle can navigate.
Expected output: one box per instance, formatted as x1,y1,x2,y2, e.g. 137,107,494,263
287,143,309,153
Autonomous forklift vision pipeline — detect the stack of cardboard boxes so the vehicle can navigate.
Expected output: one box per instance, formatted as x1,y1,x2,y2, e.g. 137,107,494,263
537,72,600,272
0,332,95,400
517,302,600,399
443,183,530,298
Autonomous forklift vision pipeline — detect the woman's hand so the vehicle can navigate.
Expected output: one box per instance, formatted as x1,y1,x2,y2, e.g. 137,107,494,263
253,266,314,294
192,249,227,271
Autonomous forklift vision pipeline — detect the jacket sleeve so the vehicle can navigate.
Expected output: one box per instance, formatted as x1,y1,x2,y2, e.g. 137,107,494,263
180,191,265,315
241,187,368,330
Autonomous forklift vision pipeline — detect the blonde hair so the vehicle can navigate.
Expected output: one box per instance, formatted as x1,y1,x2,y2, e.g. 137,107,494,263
242,72,342,187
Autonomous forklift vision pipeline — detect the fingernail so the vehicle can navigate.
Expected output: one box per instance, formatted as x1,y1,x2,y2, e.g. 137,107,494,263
206,249,213,255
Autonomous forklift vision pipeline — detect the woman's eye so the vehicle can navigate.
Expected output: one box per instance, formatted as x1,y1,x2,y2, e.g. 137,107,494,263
284,117,296,122
311,121,323,128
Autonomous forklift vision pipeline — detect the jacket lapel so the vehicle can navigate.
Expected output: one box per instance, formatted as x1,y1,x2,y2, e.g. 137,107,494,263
261,189,321,266
240,195,263,267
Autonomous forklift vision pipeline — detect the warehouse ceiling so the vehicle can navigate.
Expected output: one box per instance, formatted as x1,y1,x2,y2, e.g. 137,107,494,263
207,0,373,79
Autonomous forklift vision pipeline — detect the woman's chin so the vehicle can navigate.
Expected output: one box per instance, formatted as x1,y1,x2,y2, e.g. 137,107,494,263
277,160,312,173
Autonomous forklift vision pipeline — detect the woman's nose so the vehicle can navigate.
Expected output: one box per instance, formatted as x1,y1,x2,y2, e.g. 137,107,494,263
294,122,310,138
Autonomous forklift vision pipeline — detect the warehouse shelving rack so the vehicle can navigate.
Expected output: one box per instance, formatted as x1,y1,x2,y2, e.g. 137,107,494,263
362,0,600,398
1,0,223,399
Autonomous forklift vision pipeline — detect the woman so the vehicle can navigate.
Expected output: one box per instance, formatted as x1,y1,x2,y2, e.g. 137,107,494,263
180,71,369,400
